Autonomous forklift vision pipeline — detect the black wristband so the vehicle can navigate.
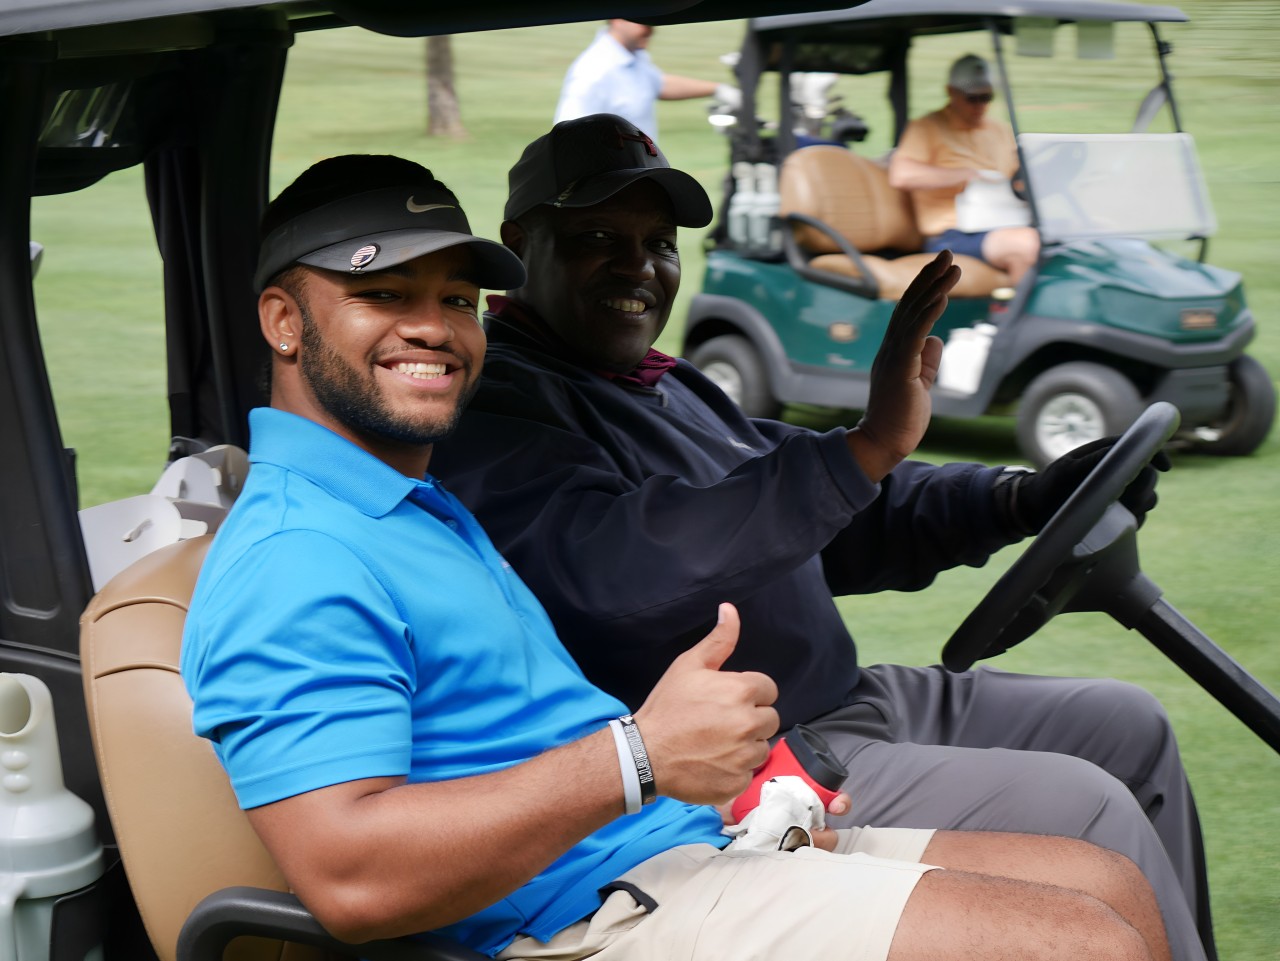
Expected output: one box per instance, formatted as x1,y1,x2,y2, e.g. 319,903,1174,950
992,466,1036,537
617,714,657,806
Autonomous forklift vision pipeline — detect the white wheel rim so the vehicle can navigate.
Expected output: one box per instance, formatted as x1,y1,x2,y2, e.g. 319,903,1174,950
1036,392,1106,461
701,360,744,406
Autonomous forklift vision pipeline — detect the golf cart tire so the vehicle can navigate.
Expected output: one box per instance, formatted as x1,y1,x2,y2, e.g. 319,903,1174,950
1017,362,1144,468
688,335,782,420
1197,354,1276,457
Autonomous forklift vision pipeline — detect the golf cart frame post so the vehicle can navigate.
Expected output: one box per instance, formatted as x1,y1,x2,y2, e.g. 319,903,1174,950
0,13,289,841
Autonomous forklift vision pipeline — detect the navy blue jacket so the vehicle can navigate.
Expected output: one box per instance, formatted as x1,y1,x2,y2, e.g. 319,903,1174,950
431,308,1018,729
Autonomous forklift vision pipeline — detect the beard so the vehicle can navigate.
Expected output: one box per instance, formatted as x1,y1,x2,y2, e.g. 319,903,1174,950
297,299,477,449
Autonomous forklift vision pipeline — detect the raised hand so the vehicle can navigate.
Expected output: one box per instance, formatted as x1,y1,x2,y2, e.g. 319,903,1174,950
633,604,779,806
846,250,962,482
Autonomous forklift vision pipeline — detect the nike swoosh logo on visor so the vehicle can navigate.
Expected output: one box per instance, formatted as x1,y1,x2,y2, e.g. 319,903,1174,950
406,198,454,214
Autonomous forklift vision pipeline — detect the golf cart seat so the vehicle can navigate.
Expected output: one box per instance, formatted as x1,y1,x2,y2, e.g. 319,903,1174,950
779,145,1010,299
79,536,486,961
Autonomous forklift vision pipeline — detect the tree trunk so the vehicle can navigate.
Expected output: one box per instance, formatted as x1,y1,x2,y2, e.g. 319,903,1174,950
426,36,466,138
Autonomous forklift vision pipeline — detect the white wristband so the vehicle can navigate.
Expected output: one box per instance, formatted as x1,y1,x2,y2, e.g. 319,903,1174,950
609,719,643,815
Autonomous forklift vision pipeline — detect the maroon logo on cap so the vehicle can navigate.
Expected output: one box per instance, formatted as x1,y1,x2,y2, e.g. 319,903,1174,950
609,124,658,157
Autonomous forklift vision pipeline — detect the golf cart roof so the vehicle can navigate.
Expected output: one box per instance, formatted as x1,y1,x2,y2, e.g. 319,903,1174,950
753,0,1188,36
733,0,1189,153
0,0,856,40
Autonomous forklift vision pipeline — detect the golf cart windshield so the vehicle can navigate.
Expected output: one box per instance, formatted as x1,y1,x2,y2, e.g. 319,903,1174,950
1019,132,1215,243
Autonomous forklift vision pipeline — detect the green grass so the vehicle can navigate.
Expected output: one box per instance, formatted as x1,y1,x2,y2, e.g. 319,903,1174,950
30,3,1279,954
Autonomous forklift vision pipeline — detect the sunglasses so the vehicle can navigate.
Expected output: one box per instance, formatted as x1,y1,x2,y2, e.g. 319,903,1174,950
965,92,995,105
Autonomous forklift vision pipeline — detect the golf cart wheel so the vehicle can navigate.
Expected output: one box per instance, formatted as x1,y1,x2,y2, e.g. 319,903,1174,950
688,335,782,419
1196,355,1277,457
1016,362,1144,468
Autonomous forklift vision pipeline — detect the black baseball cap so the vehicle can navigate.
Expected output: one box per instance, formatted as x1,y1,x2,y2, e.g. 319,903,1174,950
254,170,526,293
504,114,713,227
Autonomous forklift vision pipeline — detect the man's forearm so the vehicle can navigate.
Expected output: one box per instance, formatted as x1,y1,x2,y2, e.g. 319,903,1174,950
247,728,624,943
659,73,718,101
888,154,974,191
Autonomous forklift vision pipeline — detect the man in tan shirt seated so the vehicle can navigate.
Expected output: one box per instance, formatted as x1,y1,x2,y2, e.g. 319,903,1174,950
888,54,1039,284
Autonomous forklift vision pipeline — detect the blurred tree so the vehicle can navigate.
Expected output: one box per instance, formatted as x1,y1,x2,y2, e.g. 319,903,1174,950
426,36,466,138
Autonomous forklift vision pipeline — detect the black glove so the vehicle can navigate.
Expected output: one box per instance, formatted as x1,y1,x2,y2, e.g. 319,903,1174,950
994,435,1172,537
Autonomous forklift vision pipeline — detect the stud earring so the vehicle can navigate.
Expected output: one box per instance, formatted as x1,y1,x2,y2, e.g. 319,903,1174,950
279,343,289,352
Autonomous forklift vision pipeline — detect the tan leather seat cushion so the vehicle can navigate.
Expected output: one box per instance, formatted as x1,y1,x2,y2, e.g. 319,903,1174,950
782,145,923,255
779,145,1011,298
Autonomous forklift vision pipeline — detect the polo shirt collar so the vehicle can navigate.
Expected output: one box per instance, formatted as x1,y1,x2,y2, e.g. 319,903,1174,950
247,407,426,518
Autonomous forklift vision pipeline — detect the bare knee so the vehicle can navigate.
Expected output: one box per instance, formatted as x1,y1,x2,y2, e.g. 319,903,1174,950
1067,839,1155,907
918,835,1169,961
1006,225,1040,261
923,833,1155,913
1046,841,1169,961
982,226,1039,281
889,870,1152,961
1041,889,1153,961
926,831,1146,897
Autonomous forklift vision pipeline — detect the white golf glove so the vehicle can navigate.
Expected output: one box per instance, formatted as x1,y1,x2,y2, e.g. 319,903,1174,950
724,776,827,853
714,83,743,110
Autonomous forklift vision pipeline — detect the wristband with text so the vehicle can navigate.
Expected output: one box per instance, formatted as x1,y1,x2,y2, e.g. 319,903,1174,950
607,719,642,814
616,714,657,810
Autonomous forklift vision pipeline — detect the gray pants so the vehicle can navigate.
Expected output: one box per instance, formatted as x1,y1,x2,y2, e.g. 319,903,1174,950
807,664,1213,961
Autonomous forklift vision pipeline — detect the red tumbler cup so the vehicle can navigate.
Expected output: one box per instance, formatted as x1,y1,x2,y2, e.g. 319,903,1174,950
730,724,849,823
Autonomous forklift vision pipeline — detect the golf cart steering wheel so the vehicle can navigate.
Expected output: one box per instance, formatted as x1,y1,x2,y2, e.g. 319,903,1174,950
942,402,1180,673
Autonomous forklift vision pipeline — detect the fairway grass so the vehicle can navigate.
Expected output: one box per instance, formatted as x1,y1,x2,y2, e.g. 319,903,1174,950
31,2,1278,953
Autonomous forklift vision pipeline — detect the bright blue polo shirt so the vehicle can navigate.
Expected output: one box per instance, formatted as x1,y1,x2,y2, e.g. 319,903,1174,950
181,408,727,956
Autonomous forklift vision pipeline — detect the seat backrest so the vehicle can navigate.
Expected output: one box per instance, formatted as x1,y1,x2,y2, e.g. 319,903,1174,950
779,146,924,255
80,536,300,961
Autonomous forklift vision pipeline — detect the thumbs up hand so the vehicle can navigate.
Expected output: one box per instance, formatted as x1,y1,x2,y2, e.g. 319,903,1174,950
633,604,780,806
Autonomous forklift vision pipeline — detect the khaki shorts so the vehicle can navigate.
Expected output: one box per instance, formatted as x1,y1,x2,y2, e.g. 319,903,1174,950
498,826,938,961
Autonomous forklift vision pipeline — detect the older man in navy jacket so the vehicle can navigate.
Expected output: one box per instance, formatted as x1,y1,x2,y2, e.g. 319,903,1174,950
430,114,1213,960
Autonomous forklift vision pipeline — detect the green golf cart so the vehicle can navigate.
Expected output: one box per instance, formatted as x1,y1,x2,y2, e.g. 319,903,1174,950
684,0,1277,466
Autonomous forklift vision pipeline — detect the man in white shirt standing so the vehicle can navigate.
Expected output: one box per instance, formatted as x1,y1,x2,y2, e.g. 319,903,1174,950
555,19,735,141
